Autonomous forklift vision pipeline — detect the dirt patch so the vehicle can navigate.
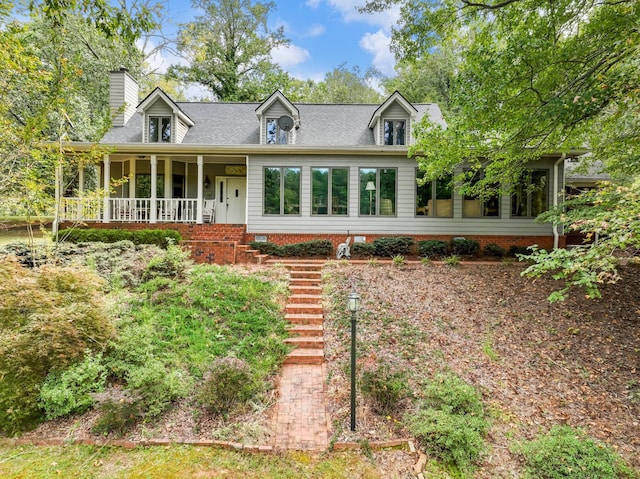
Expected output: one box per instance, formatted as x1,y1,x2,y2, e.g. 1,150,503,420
323,261,640,476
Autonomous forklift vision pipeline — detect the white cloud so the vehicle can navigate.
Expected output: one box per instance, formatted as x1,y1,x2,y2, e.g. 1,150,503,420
305,0,322,7
325,0,400,30
359,29,395,76
303,24,326,38
272,44,311,68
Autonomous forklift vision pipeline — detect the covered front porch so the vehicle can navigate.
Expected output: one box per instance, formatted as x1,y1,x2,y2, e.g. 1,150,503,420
58,152,248,225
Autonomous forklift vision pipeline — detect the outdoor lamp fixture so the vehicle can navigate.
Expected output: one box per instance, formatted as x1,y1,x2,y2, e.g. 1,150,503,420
365,181,376,215
204,175,210,189
347,289,361,431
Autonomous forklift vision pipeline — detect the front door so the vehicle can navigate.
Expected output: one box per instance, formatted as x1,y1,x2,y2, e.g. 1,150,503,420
215,177,246,224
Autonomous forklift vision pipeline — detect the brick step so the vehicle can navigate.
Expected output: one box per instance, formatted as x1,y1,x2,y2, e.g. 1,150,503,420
285,303,323,315
285,313,324,325
284,336,324,349
287,324,323,336
284,348,324,365
288,293,322,305
290,278,321,287
290,285,322,295
289,271,322,280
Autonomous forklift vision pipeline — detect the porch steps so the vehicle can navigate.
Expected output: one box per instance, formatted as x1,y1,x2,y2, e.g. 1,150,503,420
280,262,326,366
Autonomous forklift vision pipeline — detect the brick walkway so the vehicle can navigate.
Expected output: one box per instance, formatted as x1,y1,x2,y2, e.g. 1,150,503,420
272,261,330,450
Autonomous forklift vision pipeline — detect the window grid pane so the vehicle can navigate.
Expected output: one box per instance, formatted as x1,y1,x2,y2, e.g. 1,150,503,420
283,167,300,215
263,167,281,214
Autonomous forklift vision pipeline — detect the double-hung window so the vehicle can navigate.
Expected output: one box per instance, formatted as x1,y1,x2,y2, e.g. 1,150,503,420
263,167,301,215
384,120,406,145
266,118,289,144
359,168,397,216
416,172,453,217
149,116,171,143
311,168,348,215
512,170,548,217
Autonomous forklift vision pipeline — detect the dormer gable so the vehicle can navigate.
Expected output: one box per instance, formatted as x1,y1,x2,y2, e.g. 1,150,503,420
137,87,194,144
368,91,418,146
255,90,300,145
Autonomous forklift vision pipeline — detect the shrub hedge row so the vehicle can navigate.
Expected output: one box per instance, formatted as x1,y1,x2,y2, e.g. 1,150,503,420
248,239,333,257
59,228,181,248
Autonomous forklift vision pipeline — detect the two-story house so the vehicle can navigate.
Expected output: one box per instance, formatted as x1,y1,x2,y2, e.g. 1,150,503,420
60,68,572,263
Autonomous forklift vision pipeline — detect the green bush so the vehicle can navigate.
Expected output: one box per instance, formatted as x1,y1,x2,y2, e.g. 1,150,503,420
351,242,376,257
406,372,487,473
514,425,637,479
92,397,144,436
360,361,411,415
197,356,259,417
373,236,414,257
39,351,108,420
0,260,115,433
508,245,532,257
142,242,192,282
483,243,506,258
247,239,332,257
450,238,480,257
60,228,181,248
418,240,449,259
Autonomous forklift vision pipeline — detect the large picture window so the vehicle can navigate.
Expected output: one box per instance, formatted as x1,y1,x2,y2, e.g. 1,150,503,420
384,120,406,145
359,168,396,216
512,170,548,217
463,170,500,217
416,172,453,217
311,168,348,215
149,116,171,143
263,167,300,215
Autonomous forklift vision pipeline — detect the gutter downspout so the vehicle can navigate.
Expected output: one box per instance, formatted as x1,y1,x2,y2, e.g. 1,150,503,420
553,153,566,249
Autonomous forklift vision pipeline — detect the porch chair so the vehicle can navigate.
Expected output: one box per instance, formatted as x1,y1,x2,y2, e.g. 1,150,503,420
203,199,215,223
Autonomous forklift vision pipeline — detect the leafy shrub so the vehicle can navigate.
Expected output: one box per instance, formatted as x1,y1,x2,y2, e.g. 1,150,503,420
39,351,108,420
373,236,414,257
508,245,532,257
406,372,487,472
450,238,480,257
60,228,181,248
484,243,506,258
360,361,411,415
445,255,460,266
418,240,449,259
142,242,191,282
0,260,114,433
392,254,406,266
92,396,144,436
197,356,259,416
513,425,637,479
247,239,332,257
352,242,376,257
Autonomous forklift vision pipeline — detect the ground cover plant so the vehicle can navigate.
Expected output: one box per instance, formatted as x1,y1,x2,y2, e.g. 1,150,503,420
0,243,291,441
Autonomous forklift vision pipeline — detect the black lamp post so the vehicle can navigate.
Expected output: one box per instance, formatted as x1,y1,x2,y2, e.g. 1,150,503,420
347,290,361,431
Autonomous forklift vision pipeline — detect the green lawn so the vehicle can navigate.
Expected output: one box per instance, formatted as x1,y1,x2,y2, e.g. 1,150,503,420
0,444,390,479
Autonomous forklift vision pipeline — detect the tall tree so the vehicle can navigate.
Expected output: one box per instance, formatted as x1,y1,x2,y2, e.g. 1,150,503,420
301,65,383,104
364,0,639,298
169,0,290,101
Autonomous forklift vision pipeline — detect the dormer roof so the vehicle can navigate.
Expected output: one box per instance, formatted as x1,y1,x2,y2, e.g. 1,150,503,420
255,90,300,121
136,87,195,127
368,91,418,129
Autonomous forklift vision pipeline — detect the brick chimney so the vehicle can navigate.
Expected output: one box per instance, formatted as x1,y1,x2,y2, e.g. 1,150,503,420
109,68,139,126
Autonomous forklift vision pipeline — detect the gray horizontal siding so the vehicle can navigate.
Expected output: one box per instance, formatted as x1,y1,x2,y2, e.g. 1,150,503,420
246,155,557,236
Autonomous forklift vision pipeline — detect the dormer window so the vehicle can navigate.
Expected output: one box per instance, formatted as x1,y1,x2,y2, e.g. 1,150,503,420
384,119,406,145
149,116,171,143
266,118,289,144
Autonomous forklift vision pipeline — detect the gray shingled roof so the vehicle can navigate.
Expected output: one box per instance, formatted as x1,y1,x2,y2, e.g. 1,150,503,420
101,101,444,146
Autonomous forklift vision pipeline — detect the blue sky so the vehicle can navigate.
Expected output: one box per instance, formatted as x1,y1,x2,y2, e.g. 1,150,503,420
144,0,401,96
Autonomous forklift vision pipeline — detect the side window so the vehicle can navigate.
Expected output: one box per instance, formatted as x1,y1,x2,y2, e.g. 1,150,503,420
384,119,406,145
463,170,500,217
512,170,548,217
359,168,397,216
416,172,453,217
312,167,349,215
149,116,171,143
266,118,288,144
263,167,300,215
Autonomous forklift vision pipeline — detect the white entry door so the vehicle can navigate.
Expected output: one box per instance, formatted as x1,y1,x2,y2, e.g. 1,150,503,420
215,177,246,224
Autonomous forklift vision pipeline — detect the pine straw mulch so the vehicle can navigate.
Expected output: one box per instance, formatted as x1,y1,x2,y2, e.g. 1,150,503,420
322,260,640,477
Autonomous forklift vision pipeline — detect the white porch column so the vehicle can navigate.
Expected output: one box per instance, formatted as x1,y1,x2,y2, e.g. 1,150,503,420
129,157,136,199
103,155,111,223
164,158,172,198
78,166,84,194
196,155,204,224
150,155,158,224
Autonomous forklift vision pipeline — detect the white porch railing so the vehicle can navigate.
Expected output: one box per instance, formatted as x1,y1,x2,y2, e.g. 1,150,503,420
59,197,200,223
